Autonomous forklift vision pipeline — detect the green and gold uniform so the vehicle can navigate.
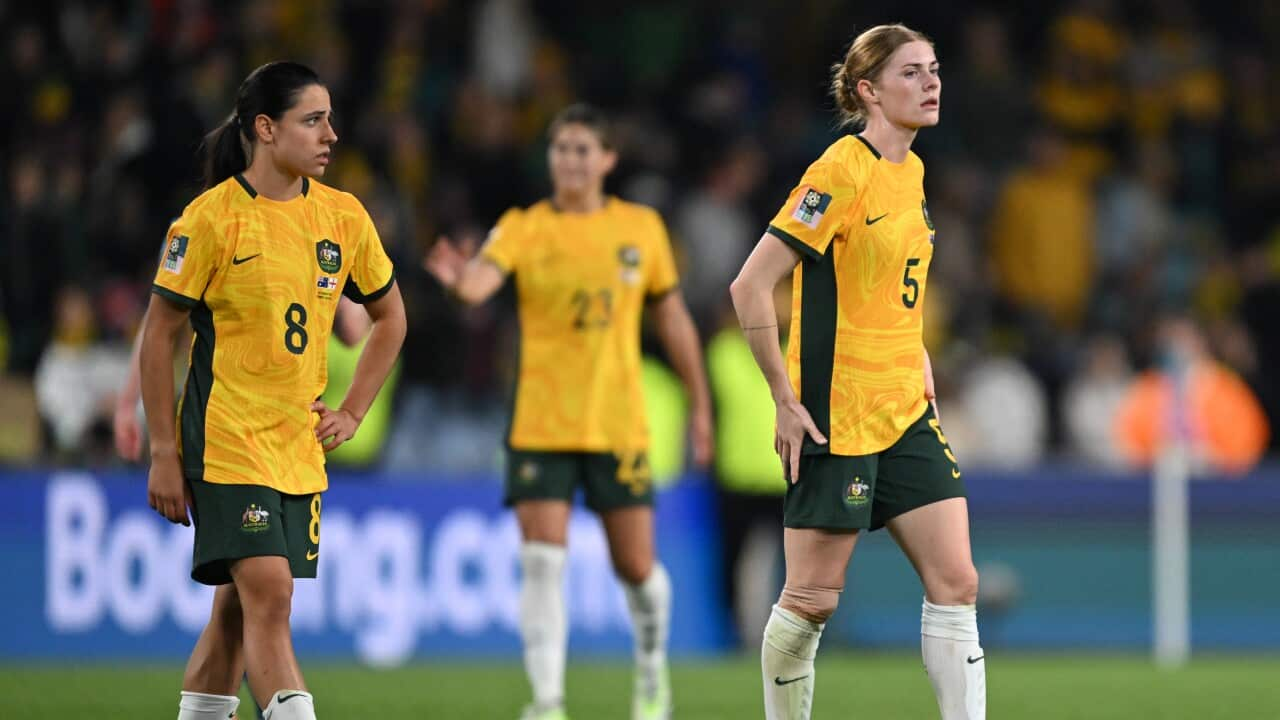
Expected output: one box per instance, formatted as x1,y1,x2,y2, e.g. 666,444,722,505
481,198,679,511
152,174,395,583
767,135,964,531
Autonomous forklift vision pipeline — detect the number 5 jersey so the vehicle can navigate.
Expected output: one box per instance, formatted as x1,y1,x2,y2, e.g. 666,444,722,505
766,135,934,457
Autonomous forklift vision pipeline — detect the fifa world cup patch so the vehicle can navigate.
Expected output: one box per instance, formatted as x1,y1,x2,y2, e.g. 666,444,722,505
843,477,869,507
241,504,271,533
792,188,832,230
162,235,189,274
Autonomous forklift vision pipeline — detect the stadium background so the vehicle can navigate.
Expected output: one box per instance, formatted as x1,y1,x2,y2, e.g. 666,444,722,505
2,1,1279,718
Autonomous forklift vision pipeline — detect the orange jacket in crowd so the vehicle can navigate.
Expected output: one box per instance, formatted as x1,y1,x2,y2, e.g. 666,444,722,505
1114,361,1270,475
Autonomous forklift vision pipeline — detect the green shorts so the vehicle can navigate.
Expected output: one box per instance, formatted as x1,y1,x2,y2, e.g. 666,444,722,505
187,478,323,586
505,448,653,512
784,405,966,532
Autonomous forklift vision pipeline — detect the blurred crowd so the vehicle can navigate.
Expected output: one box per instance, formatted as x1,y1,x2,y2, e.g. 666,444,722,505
2,0,1278,474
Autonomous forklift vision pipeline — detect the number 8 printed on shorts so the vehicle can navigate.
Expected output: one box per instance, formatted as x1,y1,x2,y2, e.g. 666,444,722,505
308,494,321,544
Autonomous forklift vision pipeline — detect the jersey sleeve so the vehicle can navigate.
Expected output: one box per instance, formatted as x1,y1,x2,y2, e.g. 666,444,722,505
645,210,679,300
342,204,396,304
766,156,861,261
479,207,525,273
151,211,222,308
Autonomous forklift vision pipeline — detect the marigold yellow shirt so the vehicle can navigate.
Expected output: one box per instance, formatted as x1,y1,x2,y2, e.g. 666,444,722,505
767,135,932,455
152,175,395,494
482,198,678,452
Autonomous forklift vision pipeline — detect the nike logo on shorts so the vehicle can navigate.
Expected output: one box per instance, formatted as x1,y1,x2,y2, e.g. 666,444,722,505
966,655,984,664
306,549,319,560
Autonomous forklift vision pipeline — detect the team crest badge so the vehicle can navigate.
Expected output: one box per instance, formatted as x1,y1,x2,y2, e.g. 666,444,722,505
518,461,540,483
618,245,642,285
163,235,189,274
241,504,271,533
316,239,342,273
793,188,832,230
843,477,870,507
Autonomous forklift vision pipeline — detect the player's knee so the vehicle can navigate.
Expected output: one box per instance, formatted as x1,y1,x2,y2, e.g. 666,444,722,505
778,584,842,624
612,555,654,586
238,579,294,624
928,564,979,606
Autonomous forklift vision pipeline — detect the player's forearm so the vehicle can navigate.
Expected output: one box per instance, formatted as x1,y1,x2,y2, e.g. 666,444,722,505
139,320,181,457
339,303,406,422
729,277,793,403
655,297,711,416
117,312,147,414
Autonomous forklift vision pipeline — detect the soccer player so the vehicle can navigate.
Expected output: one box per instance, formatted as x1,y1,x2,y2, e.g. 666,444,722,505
425,103,713,720
140,61,405,720
729,25,985,720
115,297,367,462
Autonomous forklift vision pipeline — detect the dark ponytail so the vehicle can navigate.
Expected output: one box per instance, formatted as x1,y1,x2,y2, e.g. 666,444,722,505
200,61,323,189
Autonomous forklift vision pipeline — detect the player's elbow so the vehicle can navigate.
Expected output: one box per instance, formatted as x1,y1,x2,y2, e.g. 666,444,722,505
728,272,759,313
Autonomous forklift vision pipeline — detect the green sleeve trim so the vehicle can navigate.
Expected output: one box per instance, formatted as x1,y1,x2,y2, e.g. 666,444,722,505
343,269,397,304
766,224,822,262
151,284,198,309
645,284,679,305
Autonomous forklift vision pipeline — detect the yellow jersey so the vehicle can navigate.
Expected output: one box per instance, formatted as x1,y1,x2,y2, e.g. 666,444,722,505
767,135,932,455
481,197,679,453
152,174,395,494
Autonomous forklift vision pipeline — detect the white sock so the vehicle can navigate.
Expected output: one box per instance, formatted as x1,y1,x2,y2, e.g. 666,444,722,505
261,690,315,720
623,563,672,706
178,691,240,720
520,542,568,710
761,604,822,720
921,599,986,720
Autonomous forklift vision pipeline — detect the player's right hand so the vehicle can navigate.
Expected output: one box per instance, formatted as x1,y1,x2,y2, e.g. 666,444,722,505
147,452,192,526
423,236,466,289
775,397,827,484
113,402,143,462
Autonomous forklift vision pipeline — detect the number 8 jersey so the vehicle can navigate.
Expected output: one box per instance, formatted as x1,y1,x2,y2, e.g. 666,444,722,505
766,135,934,456
481,198,679,454
151,174,395,494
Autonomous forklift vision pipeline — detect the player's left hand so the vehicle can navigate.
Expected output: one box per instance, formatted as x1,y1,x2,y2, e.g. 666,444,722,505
312,400,359,452
690,405,715,468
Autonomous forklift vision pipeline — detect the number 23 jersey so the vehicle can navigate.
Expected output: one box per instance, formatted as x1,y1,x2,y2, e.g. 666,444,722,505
482,198,679,453
152,174,395,494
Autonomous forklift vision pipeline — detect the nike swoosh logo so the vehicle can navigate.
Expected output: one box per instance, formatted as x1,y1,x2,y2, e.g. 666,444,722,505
865,213,889,225
774,675,809,686
277,692,307,704
952,468,962,479
306,549,319,560
232,253,261,265
967,655,984,664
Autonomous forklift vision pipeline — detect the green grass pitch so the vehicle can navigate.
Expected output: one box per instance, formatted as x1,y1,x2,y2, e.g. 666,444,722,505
5,653,1278,718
